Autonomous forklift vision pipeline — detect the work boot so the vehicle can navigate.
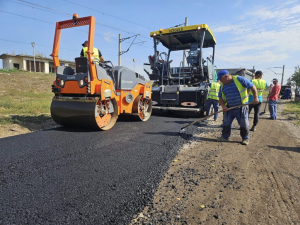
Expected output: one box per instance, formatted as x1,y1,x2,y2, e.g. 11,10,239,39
241,139,249,145
217,137,229,142
250,125,256,132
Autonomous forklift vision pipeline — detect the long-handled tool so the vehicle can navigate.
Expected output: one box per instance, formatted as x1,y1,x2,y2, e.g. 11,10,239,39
259,90,271,116
180,102,254,132
259,98,268,116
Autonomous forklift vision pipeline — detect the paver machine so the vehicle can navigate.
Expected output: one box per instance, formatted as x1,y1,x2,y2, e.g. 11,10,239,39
50,14,152,130
144,24,216,116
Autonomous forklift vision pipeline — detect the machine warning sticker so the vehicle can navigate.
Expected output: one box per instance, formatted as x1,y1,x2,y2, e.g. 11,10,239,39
169,28,183,33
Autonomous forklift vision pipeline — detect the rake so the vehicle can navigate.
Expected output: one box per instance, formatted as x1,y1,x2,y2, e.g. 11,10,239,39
180,102,254,133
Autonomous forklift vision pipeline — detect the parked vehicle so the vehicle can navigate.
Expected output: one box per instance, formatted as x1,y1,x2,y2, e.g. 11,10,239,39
280,85,292,99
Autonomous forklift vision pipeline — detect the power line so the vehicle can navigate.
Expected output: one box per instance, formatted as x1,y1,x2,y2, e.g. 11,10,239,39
0,9,153,49
217,53,253,68
62,0,155,30
266,67,282,75
8,0,70,17
215,56,245,68
0,38,117,56
0,9,53,24
16,0,71,16
8,0,151,39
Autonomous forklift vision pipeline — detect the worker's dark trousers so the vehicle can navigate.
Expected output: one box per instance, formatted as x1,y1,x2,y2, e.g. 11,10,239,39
249,102,262,126
206,99,219,120
283,92,290,99
222,106,249,140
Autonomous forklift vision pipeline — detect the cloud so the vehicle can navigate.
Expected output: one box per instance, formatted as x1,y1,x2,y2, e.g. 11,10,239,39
104,32,115,42
244,4,300,22
212,2,300,67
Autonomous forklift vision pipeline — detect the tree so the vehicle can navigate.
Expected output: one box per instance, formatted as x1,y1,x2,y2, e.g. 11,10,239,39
291,66,300,87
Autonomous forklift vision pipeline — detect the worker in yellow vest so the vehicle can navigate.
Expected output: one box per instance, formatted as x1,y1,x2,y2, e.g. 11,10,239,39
80,40,105,63
217,70,259,145
206,80,221,121
248,70,267,131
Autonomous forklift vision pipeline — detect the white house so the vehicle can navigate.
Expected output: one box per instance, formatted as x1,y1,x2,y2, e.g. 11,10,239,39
0,54,75,73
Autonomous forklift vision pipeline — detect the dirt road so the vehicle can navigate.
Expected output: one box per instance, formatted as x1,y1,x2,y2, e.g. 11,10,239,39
131,100,300,224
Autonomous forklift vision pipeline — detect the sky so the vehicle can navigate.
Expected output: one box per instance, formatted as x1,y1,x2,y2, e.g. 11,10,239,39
1,0,300,85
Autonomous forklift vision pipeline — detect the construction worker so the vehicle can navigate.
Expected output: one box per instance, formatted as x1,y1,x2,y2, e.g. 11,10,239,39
152,51,164,63
248,70,267,131
217,70,259,145
268,78,281,119
80,40,105,63
206,80,221,121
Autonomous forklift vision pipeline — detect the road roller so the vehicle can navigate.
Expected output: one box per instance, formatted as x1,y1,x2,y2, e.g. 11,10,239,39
50,14,152,130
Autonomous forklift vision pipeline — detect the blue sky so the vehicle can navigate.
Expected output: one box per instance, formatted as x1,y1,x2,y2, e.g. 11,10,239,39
1,0,299,84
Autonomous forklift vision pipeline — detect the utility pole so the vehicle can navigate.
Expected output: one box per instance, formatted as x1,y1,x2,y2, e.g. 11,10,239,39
281,65,285,86
118,34,121,66
31,42,36,72
118,33,139,67
182,17,188,68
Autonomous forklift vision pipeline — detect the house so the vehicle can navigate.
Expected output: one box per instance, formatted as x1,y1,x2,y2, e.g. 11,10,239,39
217,68,255,80
0,54,76,73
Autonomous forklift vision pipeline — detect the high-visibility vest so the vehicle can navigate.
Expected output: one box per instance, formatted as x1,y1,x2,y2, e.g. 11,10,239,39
250,79,266,97
221,76,248,106
82,47,100,60
207,82,220,100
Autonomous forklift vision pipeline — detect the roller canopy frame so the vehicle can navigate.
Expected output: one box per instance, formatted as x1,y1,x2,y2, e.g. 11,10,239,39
50,16,97,81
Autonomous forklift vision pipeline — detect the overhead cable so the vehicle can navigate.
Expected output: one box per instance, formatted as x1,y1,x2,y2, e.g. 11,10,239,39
62,0,155,30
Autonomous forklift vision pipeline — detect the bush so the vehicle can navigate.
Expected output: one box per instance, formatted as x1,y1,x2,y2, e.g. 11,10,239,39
0,68,19,73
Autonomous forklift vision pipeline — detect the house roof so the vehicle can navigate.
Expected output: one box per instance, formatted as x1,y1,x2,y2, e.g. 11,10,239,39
0,54,75,63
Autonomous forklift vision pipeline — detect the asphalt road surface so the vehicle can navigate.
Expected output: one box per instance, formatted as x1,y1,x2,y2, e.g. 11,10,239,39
0,113,201,224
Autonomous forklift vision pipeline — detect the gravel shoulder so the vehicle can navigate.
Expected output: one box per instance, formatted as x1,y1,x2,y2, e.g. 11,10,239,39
130,99,300,225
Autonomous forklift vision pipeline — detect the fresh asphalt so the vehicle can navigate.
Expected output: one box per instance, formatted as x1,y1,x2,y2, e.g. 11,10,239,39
0,113,205,224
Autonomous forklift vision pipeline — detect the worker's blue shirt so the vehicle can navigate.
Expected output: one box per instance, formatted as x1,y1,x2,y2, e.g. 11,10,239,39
249,81,268,103
218,76,253,107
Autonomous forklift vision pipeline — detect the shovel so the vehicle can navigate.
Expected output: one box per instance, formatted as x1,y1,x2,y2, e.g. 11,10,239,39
259,90,271,116
180,102,254,132
259,99,268,116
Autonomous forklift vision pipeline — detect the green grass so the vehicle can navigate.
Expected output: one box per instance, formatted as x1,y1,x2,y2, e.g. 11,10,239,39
0,68,19,73
0,70,55,125
0,114,51,125
284,101,300,125
262,91,270,96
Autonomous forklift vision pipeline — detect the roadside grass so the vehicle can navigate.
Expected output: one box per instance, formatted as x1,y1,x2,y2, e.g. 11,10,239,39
0,114,51,125
0,70,55,125
262,90,270,96
283,101,300,125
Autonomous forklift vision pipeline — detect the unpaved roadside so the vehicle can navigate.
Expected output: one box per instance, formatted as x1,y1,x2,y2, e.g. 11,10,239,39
130,100,300,225
0,117,57,139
